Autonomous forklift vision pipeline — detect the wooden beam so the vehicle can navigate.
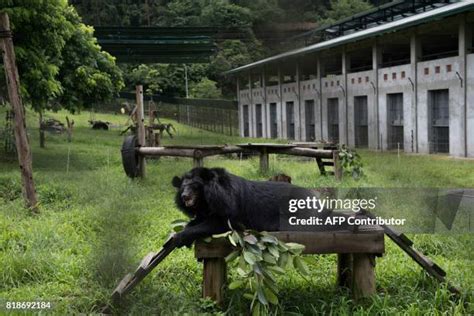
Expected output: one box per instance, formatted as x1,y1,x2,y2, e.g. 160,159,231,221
202,258,226,305
136,85,146,178
0,13,38,211
352,253,376,299
337,253,353,288
333,150,343,181
195,229,384,259
259,147,269,174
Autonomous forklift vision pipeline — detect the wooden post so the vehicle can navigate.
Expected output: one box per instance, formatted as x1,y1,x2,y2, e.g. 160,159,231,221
66,116,74,142
259,147,269,174
39,111,45,148
337,253,353,288
193,150,204,167
202,258,226,305
0,13,38,211
352,253,376,299
136,85,146,178
333,150,342,180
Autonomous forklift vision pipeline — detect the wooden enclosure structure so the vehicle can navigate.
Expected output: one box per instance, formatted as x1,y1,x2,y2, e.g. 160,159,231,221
195,226,385,304
109,209,458,309
121,136,343,180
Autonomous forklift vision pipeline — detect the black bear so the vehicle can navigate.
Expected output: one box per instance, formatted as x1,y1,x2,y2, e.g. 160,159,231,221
171,167,333,248
89,120,109,130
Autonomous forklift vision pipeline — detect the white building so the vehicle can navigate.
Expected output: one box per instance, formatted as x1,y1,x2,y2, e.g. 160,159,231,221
228,1,474,157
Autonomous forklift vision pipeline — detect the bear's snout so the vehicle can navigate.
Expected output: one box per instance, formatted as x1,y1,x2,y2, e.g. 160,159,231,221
181,192,196,207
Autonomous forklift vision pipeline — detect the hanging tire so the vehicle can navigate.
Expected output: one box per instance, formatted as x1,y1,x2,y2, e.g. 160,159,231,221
121,135,140,178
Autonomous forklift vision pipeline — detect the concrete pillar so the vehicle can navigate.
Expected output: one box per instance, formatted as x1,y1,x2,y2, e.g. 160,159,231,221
262,68,268,138
372,41,381,150
317,56,323,141
342,47,349,146
410,33,421,153
296,61,302,140
459,16,471,157
278,65,283,138
237,78,243,137
248,73,254,137
462,19,474,157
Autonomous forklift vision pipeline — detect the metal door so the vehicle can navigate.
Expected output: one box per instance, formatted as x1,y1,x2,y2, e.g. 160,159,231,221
327,98,339,143
354,96,368,147
305,100,316,141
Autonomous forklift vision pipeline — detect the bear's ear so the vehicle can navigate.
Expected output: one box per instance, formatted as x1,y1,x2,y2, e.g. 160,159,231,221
172,176,182,188
199,168,216,182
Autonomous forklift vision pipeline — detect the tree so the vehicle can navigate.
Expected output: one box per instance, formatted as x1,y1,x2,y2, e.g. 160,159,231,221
190,78,221,99
2,0,123,145
322,0,373,25
58,8,124,112
2,0,74,112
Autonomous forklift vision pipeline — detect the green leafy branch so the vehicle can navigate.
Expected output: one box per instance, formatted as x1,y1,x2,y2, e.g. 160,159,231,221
338,145,364,179
222,230,308,315
170,220,310,315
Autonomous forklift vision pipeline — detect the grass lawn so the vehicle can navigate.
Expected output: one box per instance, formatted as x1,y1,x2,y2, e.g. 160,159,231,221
0,109,473,315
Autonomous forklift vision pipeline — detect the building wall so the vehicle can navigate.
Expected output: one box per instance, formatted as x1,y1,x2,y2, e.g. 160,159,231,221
251,87,264,138
467,54,474,157
239,89,250,137
266,85,281,138
378,64,414,152
417,56,463,155
347,70,376,148
299,79,320,141
236,15,474,158
321,75,346,144
281,82,299,140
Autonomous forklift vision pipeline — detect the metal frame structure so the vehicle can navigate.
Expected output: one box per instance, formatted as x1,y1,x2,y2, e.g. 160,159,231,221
289,0,456,46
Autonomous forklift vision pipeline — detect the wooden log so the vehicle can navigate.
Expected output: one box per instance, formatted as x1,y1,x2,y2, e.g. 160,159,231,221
352,253,376,299
193,156,204,168
202,258,226,305
138,145,244,158
269,147,334,158
0,13,38,211
333,150,343,181
136,85,146,178
259,147,269,174
111,237,176,303
315,157,326,175
337,253,353,288
195,230,385,259
139,147,196,157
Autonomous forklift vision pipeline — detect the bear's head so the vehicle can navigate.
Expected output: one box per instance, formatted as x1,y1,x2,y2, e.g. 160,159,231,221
172,167,228,216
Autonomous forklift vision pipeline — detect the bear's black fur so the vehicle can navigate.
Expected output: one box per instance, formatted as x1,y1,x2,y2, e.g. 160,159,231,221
90,120,109,130
171,167,333,248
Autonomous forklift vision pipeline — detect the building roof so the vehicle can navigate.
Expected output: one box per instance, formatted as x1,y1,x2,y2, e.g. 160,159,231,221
226,1,474,75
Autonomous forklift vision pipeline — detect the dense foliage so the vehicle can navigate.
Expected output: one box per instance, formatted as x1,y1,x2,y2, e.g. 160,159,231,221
72,0,375,99
0,0,123,112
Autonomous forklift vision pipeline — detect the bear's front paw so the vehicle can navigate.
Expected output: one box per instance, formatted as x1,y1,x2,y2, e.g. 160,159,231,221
173,233,193,248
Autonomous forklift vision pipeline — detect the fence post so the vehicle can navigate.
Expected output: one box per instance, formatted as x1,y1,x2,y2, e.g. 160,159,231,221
136,85,146,178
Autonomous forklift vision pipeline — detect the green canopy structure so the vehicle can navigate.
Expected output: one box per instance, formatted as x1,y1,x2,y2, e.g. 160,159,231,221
94,27,220,63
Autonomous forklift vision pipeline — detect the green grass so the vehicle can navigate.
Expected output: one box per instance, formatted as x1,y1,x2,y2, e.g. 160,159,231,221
0,109,473,315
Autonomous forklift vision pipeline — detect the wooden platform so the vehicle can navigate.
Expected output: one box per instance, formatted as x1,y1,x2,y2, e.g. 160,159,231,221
195,228,385,304
236,143,342,179
130,142,342,179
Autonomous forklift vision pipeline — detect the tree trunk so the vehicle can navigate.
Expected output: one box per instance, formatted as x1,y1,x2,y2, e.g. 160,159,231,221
0,13,38,211
39,111,45,148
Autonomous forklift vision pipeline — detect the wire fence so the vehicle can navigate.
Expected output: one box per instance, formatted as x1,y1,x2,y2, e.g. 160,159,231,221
118,93,239,136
